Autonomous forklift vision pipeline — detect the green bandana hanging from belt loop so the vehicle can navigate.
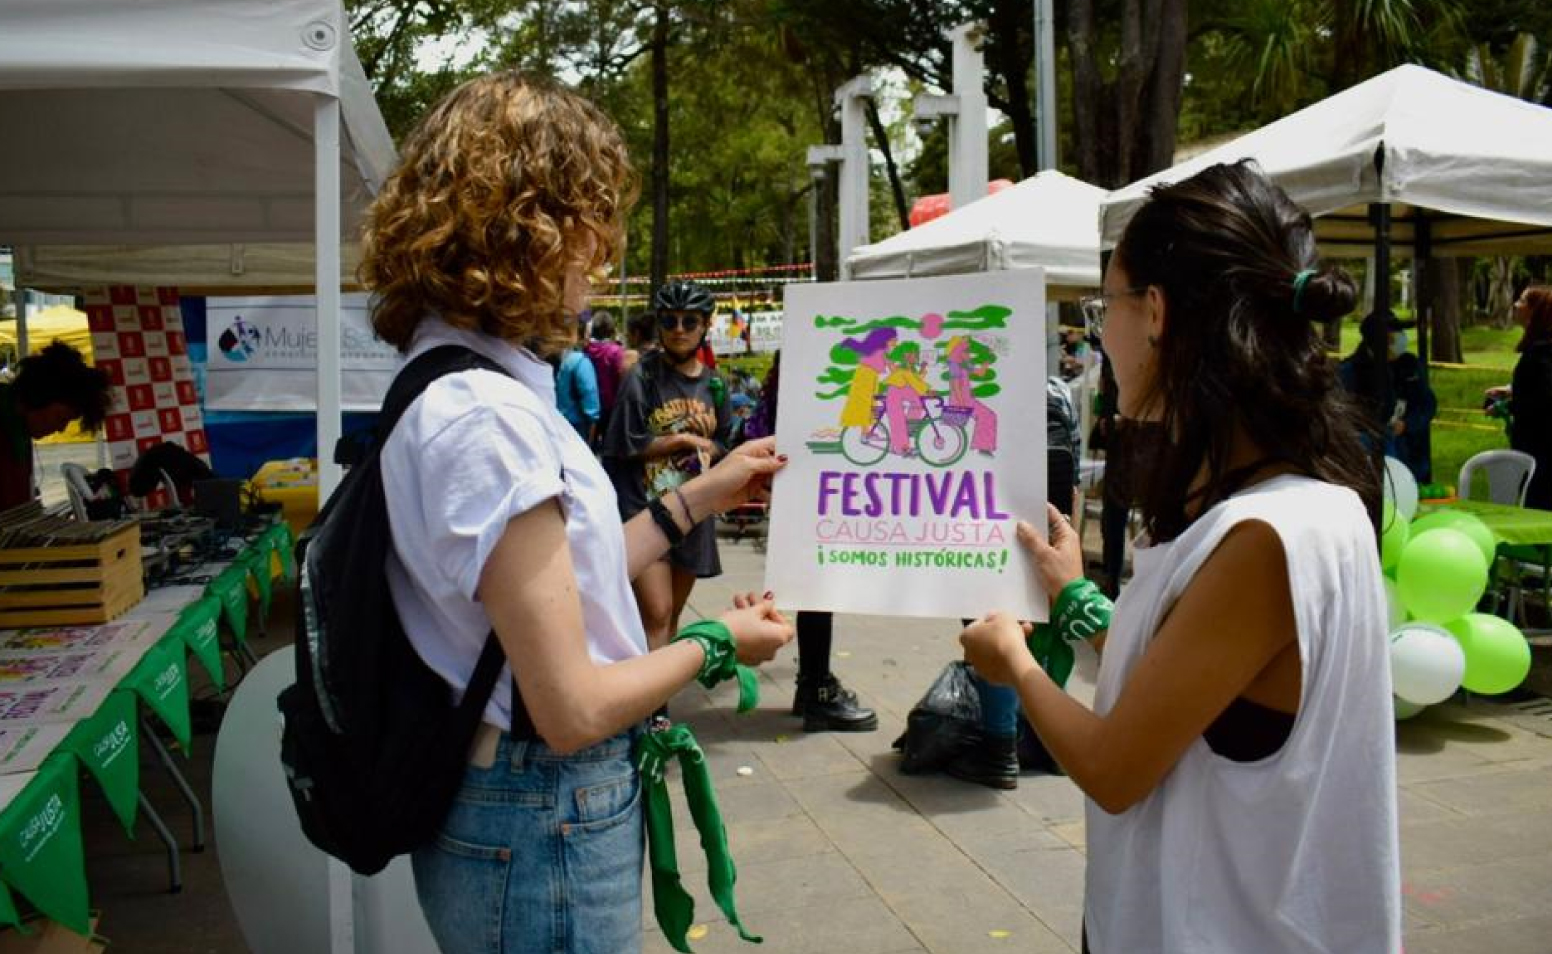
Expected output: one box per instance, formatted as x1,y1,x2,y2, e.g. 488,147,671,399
673,620,760,713
637,720,762,952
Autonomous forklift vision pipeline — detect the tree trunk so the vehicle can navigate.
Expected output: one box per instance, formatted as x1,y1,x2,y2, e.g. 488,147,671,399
988,0,1036,178
865,99,910,232
1487,257,1518,328
815,165,838,282
1429,258,1465,363
1066,0,1105,185
649,2,671,295
1067,0,1188,188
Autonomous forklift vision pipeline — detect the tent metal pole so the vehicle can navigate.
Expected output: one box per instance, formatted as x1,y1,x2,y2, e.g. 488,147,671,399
12,285,26,356
315,95,343,502
1415,214,1432,385
1369,203,1393,471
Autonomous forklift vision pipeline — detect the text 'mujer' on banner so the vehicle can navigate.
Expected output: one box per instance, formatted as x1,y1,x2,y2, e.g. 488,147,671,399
766,270,1049,622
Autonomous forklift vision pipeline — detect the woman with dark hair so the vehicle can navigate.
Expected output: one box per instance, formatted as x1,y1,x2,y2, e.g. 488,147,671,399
961,161,1398,952
0,341,113,509
1508,285,1552,508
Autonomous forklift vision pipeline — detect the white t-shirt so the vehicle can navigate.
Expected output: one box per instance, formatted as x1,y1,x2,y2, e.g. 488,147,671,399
380,319,649,731
1085,475,1400,954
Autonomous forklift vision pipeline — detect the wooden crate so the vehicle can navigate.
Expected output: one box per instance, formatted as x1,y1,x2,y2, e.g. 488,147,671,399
0,525,143,628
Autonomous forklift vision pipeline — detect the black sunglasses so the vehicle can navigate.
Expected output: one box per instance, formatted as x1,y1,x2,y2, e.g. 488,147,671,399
658,313,705,332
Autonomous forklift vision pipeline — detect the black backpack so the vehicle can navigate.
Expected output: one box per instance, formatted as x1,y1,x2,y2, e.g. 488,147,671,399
278,345,526,876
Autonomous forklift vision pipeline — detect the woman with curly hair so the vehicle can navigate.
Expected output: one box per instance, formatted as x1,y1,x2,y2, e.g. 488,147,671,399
962,161,1399,952
362,72,794,954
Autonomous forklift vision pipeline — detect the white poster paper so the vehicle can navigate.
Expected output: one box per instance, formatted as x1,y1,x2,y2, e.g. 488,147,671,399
0,682,113,725
205,293,399,412
765,271,1049,621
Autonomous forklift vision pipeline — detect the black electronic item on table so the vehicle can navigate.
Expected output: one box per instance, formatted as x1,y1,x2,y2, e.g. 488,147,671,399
128,440,215,505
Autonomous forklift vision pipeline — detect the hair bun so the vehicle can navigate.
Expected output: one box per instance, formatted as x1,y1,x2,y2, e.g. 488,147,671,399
1295,267,1357,323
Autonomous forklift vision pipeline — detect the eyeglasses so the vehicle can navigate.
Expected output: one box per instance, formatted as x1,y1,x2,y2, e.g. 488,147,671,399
1078,286,1150,337
657,312,705,332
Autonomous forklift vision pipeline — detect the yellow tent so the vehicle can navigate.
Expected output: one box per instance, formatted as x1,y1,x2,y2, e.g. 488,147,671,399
0,305,97,444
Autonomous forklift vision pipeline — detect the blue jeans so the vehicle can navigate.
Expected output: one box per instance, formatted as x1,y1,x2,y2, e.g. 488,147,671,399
971,668,1021,739
412,729,644,954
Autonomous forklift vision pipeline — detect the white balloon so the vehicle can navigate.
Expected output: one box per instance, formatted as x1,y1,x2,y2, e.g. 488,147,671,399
1389,623,1466,706
1393,696,1427,721
1382,577,1408,630
1383,457,1419,522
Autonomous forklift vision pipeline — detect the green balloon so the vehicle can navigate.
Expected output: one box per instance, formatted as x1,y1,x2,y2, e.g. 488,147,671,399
1396,528,1489,623
1443,613,1532,695
1380,500,1409,575
1410,510,1497,567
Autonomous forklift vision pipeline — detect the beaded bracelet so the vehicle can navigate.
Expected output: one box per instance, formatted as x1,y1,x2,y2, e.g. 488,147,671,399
1052,578,1114,643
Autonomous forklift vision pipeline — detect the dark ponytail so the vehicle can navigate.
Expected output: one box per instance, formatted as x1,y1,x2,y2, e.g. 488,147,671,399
1113,160,1378,542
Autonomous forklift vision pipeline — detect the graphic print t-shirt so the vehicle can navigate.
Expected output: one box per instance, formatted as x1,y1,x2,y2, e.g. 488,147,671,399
601,350,731,520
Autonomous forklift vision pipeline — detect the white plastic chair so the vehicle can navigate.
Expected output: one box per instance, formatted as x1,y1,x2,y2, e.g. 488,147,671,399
1460,450,1546,626
60,462,95,521
1458,449,1536,506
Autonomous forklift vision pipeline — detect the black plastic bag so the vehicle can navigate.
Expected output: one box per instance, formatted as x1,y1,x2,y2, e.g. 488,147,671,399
894,661,982,775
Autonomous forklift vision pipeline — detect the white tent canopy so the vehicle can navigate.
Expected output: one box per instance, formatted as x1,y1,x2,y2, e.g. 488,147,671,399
15,243,366,296
848,170,1105,298
0,0,394,246
0,0,397,495
1099,64,1552,258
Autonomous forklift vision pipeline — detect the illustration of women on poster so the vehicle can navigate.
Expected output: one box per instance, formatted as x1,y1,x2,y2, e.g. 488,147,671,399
837,327,898,428
943,335,998,455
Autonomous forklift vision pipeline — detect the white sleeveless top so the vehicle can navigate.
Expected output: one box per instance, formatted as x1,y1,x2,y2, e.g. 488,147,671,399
1085,475,1400,954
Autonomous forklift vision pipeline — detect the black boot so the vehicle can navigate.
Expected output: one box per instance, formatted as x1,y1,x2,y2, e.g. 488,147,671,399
793,673,879,732
945,732,1019,790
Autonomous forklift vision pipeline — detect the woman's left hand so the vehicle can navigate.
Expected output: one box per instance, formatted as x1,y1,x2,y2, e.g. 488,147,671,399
959,612,1034,687
684,436,786,517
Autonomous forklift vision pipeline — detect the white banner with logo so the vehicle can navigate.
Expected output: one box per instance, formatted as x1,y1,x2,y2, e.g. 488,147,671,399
204,294,398,412
709,309,783,356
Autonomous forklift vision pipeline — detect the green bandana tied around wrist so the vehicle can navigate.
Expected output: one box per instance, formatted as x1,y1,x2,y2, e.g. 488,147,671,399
1026,623,1076,688
1052,578,1114,645
673,620,759,713
638,722,761,952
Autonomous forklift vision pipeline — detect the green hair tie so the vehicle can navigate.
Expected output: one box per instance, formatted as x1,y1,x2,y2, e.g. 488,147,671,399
1291,269,1317,314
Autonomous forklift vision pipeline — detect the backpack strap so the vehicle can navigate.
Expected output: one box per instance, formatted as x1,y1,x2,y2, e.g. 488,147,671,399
460,631,536,741
375,345,507,445
375,343,540,741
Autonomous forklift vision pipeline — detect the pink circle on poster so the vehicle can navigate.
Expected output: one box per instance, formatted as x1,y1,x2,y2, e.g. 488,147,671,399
920,313,945,338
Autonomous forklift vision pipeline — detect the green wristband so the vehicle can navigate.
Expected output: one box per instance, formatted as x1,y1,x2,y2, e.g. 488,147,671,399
673,621,760,713
1052,578,1113,644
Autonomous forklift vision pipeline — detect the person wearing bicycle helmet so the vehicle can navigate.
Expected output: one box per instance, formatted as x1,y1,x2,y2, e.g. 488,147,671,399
602,279,735,649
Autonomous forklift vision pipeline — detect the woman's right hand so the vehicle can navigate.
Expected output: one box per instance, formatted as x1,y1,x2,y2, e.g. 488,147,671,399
1018,503,1085,602
720,592,794,666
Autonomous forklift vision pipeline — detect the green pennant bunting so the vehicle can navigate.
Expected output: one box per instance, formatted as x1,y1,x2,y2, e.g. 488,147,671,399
240,546,273,624
0,755,90,936
60,691,138,835
207,566,249,646
172,596,225,692
270,522,298,584
125,638,191,752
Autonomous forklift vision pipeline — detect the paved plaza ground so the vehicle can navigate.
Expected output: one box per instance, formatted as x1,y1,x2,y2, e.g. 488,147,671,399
47,521,1552,953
